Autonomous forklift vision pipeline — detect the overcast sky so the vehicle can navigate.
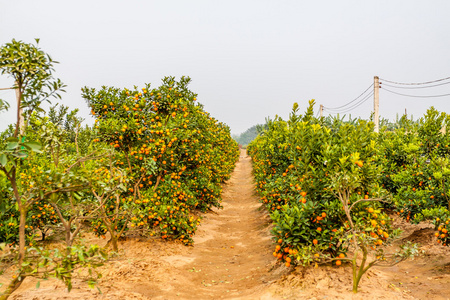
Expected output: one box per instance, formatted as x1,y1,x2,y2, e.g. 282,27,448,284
1,0,450,134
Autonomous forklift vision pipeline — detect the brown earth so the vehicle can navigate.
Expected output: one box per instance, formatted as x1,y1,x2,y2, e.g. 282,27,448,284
5,149,450,299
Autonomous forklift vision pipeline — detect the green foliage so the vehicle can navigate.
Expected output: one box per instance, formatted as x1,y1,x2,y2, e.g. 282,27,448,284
82,76,239,245
248,102,392,264
0,39,105,299
378,107,450,240
248,100,422,293
0,39,66,134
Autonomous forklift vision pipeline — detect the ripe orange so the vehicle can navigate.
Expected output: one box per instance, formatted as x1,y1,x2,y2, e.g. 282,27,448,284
313,239,318,245
336,260,342,266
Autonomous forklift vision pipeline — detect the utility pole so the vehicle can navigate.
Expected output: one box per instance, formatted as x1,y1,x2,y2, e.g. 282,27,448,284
374,76,380,133
319,104,323,118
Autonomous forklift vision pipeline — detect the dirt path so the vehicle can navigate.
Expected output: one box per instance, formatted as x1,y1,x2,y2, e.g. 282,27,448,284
142,149,284,299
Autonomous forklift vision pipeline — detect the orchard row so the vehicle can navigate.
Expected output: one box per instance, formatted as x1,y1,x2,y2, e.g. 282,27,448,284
0,40,238,296
248,101,447,291
0,77,239,251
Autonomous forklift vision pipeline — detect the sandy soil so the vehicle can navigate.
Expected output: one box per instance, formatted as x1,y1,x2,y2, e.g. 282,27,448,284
5,150,450,299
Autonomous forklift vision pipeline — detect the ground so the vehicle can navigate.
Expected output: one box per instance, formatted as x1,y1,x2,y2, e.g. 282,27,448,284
4,150,450,299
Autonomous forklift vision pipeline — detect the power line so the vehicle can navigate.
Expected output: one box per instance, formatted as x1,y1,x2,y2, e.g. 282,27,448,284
382,87,450,98
380,76,450,85
324,93,373,114
380,80,450,89
324,91,374,114
323,83,373,111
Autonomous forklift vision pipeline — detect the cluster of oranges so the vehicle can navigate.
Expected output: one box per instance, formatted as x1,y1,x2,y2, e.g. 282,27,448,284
435,217,449,246
272,239,297,267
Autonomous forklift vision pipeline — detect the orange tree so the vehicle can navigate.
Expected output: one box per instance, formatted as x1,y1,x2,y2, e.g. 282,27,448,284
0,40,109,299
248,101,391,261
247,101,418,292
377,107,450,246
0,107,111,298
82,76,239,245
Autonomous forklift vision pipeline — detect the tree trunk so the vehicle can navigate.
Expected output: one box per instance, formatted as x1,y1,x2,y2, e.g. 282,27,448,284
110,235,118,252
14,81,23,138
18,208,27,265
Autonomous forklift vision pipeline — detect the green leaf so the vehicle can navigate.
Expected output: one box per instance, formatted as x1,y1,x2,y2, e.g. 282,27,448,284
78,251,85,262
0,153,7,166
22,141,42,152
13,151,28,158
36,281,40,289
6,142,19,150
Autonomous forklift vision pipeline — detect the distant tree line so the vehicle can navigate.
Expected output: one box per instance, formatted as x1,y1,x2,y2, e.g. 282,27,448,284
233,124,267,147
